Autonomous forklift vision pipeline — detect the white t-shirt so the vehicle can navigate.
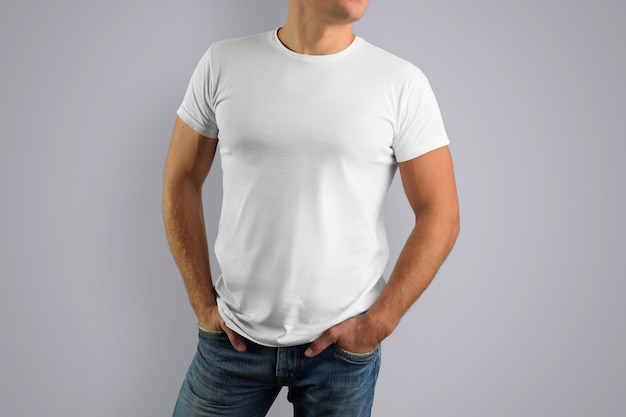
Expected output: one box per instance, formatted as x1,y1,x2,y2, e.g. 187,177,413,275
177,29,449,346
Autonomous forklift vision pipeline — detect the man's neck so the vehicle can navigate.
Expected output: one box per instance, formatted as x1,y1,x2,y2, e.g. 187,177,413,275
278,8,356,55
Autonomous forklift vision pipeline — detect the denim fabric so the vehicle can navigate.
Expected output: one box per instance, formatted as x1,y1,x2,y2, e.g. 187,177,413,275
172,328,381,417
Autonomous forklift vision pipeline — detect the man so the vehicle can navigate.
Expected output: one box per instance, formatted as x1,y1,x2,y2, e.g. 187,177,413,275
162,0,459,415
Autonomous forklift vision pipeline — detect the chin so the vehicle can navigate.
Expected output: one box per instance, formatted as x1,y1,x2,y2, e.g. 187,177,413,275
345,0,369,21
326,0,370,23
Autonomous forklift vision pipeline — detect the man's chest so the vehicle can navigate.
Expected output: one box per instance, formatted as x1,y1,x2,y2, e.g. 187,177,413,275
212,66,397,165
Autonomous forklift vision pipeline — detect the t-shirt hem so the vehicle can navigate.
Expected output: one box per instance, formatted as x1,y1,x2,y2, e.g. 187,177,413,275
216,276,384,347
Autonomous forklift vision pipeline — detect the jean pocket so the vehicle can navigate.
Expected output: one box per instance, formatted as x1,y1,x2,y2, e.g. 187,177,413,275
198,326,226,336
331,344,379,362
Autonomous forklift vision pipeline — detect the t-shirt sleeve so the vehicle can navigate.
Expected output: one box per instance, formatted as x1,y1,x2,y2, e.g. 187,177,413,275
176,48,219,139
392,69,450,162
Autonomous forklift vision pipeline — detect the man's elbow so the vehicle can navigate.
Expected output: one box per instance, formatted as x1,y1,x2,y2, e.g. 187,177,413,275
424,203,460,250
449,210,460,248
440,201,460,254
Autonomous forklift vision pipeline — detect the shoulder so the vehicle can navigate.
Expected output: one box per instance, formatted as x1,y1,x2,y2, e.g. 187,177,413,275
204,31,273,60
355,38,431,87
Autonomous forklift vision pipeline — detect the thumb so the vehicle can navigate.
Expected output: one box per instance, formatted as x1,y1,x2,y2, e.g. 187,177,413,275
221,323,247,352
305,330,336,358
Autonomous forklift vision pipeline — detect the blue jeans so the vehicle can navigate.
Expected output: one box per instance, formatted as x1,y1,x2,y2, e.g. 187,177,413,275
172,328,381,417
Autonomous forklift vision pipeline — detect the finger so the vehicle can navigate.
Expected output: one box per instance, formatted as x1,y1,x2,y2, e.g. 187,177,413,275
221,323,247,352
305,331,336,358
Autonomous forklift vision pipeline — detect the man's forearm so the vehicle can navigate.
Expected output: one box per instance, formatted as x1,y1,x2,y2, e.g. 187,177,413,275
163,178,216,321
366,209,460,339
304,208,459,357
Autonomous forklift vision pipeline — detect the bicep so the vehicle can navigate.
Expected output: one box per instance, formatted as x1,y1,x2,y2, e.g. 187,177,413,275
398,146,459,219
164,117,218,189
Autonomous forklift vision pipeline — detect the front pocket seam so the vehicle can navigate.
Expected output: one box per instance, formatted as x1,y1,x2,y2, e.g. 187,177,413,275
198,326,225,335
332,345,378,361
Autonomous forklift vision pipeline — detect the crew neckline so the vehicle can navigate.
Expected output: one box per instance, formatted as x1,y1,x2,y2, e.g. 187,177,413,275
271,28,361,61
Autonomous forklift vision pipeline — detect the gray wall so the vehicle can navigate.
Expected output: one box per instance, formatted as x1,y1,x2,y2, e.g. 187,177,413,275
1,1,624,416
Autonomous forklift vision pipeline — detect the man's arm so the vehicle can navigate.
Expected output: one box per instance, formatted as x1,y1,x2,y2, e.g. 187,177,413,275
162,117,246,352
305,145,460,356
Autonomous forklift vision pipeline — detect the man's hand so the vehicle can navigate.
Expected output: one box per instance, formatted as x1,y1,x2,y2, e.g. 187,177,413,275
198,305,247,352
304,313,390,357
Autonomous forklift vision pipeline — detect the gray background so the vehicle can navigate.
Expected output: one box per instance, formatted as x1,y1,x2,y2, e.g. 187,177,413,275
1,0,624,416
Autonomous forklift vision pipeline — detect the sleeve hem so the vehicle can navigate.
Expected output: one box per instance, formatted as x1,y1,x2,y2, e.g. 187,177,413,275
176,107,219,139
394,137,450,163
